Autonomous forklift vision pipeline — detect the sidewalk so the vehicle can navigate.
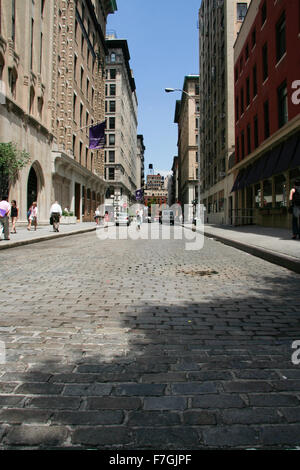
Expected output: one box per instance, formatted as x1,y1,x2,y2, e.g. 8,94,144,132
0,221,99,250
202,223,300,274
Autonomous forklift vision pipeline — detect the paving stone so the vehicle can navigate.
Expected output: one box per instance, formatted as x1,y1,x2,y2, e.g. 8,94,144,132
183,411,217,425
260,425,300,446
171,382,218,395
127,411,181,426
51,410,124,425
192,394,246,409
86,397,142,410
202,426,259,447
144,397,187,410
4,425,68,447
113,383,165,396
0,409,51,424
134,427,200,449
222,408,282,424
72,427,133,447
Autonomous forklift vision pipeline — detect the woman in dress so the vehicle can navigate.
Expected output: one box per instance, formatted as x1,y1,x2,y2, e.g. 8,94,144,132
10,200,18,233
27,201,38,231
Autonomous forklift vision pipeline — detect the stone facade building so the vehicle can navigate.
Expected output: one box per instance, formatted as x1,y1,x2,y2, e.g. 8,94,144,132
174,75,200,222
0,0,117,223
198,0,250,224
104,37,138,216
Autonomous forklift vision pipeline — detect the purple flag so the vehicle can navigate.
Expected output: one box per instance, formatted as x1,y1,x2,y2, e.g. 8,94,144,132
89,121,106,149
135,189,143,201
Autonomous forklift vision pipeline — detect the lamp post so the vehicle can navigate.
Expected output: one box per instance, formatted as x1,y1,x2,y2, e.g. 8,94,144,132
165,87,201,223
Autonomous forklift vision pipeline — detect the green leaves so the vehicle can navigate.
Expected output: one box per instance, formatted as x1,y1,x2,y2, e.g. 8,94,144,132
0,142,30,193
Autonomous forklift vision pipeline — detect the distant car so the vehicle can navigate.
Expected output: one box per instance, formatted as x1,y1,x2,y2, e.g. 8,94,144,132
159,210,175,225
115,212,130,226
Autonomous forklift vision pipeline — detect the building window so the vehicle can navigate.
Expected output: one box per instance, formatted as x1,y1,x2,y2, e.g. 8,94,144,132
73,93,77,120
109,151,115,162
108,168,115,180
111,53,116,63
80,103,83,127
30,18,34,70
240,87,244,115
252,28,256,48
245,44,249,61
241,130,245,159
74,54,77,80
80,67,84,90
276,11,286,63
261,1,267,26
246,76,250,106
109,100,116,112
237,3,247,21
263,180,272,207
262,43,268,81
109,117,115,129
254,115,259,148
109,134,115,145
110,69,116,79
110,84,116,96
253,64,257,97
235,95,239,121
264,100,270,139
11,0,16,45
277,80,288,128
247,123,251,155
275,174,287,207
8,67,17,99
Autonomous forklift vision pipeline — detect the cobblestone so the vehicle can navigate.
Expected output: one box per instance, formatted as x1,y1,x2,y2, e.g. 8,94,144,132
0,226,300,448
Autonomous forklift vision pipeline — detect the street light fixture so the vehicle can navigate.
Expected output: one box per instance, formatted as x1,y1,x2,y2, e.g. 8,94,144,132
165,86,201,223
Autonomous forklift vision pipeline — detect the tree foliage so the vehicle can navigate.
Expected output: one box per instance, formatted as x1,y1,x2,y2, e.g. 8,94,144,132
0,142,30,194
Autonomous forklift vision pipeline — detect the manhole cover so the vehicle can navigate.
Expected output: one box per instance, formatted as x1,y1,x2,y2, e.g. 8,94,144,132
178,269,218,276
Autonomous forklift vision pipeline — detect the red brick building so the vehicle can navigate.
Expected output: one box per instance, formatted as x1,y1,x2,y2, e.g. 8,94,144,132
232,0,300,228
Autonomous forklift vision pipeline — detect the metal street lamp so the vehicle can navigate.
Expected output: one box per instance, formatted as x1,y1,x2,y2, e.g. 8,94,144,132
165,87,201,222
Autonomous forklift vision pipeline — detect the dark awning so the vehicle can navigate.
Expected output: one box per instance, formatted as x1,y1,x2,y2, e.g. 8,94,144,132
273,133,299,174
249,154,268,184
289,135,300,170
262,145,283,179
231,170,244,192
238,165,252,190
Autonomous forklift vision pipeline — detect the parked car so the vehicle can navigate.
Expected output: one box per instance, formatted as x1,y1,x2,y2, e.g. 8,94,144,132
159,210,175,225
115,212,130,226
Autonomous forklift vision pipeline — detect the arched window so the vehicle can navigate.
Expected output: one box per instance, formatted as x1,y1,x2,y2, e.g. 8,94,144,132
8,67,18,100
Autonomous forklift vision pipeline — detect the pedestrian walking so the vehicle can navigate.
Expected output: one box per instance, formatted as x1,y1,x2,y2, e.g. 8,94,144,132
50,201,62,232
0,195,11,240
27,201,38,231
104,211,109,229
289,180,300,239
10,200,18,233
136,210,141,230
94,208,101,225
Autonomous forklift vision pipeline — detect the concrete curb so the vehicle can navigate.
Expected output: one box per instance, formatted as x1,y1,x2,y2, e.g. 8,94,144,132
183,224,300,274
205,229,300,274
0,226,97,251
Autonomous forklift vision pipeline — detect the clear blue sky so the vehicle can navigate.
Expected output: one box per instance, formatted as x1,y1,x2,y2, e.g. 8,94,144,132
107,0,201,178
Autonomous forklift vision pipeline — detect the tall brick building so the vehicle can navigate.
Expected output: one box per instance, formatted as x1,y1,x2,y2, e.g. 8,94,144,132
232,0,300,228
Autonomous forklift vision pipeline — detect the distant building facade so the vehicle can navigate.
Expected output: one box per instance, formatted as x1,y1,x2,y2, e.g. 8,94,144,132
232,0,300,228
104,37,138,214
198,0,250,224
174,75,199,222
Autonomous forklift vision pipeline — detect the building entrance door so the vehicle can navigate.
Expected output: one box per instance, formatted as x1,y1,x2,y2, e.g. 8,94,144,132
27,167,38,209
75,183,81,220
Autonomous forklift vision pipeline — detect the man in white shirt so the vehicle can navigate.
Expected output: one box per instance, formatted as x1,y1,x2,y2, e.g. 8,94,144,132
50,201,62,232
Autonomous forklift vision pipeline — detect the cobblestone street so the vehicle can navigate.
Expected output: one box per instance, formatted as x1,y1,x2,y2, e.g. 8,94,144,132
0,225,300,449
